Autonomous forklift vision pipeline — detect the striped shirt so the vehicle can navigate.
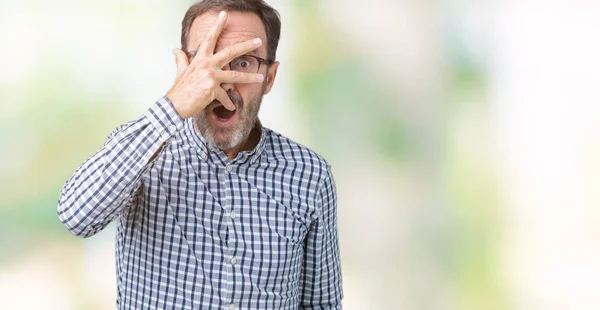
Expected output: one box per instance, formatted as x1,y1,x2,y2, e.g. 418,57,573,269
57,97,343,309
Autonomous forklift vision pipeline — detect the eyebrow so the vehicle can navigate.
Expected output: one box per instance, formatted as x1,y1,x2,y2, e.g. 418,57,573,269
188,49,259,60
214,42,259,56
246,49,259,56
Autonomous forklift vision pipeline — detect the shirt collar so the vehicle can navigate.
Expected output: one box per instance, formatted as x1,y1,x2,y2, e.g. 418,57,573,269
183,118,268,164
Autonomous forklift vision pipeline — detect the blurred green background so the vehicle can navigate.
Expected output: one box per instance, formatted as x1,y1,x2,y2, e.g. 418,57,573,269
1,0,600,309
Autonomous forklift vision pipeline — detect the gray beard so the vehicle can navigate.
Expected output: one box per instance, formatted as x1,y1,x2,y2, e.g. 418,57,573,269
195,91,262,151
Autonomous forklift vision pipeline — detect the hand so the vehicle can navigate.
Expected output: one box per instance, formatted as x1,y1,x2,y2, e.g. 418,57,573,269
166,11,265,119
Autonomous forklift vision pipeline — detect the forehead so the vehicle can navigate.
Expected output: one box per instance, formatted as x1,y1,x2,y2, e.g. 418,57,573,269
188,11,267,55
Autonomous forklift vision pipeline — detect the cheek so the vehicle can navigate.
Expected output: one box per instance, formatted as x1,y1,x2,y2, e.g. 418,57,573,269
235,83,265,101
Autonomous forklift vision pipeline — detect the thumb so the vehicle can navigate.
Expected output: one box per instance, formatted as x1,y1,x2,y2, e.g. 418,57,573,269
173,48,188,77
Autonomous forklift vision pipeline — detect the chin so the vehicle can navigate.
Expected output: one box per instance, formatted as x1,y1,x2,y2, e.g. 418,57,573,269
207,129,245,150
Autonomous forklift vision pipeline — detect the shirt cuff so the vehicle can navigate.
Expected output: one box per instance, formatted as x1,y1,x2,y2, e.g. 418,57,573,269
144,96,185,141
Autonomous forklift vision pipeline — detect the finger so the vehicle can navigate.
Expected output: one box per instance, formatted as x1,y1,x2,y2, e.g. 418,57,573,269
198,11,227,58
213,37,262,67
214,88,236,111
173,48,189,77
216,70,265,84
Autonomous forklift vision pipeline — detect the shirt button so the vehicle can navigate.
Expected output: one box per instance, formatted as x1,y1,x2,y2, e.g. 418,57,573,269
231,257,237,265
226,165,233,172
229,304,235,310
230,211,236,219
168,124,177,132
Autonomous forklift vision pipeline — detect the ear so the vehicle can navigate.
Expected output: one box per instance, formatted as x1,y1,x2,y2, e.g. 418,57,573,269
263,61,280,95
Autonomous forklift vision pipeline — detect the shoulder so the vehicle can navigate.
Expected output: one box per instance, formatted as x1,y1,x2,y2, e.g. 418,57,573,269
262,127,331,179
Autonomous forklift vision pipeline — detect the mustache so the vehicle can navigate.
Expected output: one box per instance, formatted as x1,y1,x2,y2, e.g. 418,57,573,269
207,91,244,110
228,91,244,108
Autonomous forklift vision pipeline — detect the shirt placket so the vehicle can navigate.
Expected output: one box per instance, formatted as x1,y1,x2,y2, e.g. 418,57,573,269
222,161,238,310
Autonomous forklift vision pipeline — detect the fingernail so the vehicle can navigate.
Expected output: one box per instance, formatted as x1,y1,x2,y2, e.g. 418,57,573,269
172,48,178,56
253,38,262,45
219,11,226,19
256,74,264,81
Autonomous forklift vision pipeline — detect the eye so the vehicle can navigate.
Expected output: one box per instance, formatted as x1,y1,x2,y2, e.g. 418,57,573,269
232,56,254,71
238,59,250,68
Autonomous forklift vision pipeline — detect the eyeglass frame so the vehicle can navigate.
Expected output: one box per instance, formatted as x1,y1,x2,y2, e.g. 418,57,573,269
187,50,273,73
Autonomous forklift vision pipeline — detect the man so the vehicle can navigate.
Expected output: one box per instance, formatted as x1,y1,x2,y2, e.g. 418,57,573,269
57,0,342,309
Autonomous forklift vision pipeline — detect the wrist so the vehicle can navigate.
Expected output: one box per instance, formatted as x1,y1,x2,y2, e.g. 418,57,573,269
165,92,192,119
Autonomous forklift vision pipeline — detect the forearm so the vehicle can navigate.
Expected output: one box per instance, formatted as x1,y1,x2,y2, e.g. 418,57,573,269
57,97,183,237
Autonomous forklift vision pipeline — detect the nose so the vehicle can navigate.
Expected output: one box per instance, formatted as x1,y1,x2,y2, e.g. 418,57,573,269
221,64,235,93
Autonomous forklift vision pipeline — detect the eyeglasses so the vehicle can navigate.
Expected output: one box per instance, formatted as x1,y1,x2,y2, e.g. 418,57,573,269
188,51,273,73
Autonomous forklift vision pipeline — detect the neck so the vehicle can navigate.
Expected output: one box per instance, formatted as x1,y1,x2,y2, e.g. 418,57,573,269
223,125,261,160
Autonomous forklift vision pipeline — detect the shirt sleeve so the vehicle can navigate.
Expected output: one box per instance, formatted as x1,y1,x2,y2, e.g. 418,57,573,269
57,96,184,238
300,164,343,309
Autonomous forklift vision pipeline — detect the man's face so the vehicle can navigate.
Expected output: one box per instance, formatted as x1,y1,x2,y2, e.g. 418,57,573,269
187,11,278,151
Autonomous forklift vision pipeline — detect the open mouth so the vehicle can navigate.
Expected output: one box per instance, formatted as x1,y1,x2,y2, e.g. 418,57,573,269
213,104,236,120
209,101,237,125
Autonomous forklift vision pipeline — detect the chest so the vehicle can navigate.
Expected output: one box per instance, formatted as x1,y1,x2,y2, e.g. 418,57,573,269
139,150,316,250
